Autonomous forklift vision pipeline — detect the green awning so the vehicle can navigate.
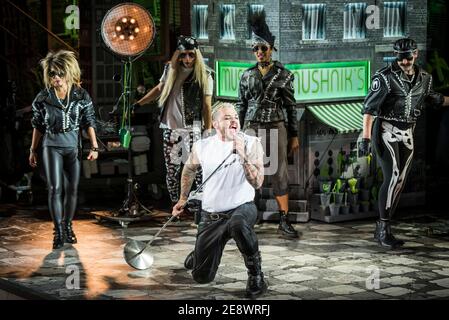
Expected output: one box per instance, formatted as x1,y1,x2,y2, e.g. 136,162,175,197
307,102,364,134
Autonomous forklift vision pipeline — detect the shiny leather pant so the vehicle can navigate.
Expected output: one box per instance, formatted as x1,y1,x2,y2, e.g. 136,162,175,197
42,146,80,227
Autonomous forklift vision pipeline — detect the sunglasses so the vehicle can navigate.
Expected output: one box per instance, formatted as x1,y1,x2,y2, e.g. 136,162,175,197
48,70,65,78
179,52,196,59
396,55,414,62
252,45,269,52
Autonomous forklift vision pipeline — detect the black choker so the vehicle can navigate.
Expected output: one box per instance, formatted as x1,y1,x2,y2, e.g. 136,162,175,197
258,61,272,68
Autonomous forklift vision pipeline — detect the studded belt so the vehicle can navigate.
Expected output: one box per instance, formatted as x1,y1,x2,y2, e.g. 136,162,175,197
202,211,232,221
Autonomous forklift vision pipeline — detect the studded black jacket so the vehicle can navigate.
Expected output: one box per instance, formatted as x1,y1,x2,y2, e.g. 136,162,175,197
236,61,298,137
362,61,444,123
31,86,96,135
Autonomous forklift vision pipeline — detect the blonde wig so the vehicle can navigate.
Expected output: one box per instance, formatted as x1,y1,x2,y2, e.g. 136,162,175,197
158,48,210,107
40,50,81,89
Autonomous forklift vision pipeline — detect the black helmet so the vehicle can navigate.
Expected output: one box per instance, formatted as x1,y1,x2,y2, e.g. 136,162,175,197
393,38,417,60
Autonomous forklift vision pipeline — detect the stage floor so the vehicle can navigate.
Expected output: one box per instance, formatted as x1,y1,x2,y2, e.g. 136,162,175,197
1,207,449,300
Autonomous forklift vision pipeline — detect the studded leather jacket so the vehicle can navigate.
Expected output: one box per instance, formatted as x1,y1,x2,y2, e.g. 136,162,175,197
31,86,96,134
362,61,444,123
236,61,298,137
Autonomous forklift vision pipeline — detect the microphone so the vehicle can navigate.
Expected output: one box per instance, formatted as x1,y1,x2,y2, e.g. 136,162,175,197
233,132,247,154
237,132,248,147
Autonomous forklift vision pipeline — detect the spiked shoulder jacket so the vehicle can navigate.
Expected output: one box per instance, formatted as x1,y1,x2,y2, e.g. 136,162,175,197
31,86,96,134
236,61,298,137
363,61,444,123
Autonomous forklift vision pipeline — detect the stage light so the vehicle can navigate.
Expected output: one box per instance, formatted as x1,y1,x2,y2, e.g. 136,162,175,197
101,2,155,58
100,3,156,217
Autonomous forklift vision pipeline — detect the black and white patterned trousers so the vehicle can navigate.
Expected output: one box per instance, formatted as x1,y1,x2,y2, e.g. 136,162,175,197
162,128,202,203
372,119,415,220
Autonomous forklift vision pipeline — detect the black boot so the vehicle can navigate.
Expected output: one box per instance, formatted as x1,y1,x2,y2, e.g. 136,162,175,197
278,211,299,238
53,224,65,249
243,251,267,299
64,221,77,244
377,220,405,249
184,251,194,270
374,220,381,241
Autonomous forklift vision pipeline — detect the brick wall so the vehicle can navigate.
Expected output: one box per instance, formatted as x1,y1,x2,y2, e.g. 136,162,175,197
191,0,427,74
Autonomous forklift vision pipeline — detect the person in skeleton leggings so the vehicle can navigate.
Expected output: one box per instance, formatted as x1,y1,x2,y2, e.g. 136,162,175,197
360,38,449,249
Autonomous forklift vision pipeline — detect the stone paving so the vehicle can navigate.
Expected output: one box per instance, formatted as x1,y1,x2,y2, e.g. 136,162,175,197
1,207,449,300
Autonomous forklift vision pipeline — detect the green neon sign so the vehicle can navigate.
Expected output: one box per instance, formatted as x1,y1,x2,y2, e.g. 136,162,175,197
215,60,370,101
215,61,253,98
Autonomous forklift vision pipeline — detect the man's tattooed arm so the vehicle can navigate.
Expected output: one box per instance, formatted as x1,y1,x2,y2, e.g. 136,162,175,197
241,139,264,189
179,146,200,202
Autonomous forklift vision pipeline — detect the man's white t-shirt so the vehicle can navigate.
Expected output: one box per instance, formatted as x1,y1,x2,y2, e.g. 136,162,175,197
194,134,259,212
159,65,213,130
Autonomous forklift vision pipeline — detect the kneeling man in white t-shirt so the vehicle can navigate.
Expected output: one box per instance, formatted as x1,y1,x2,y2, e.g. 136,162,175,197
172,102,267,299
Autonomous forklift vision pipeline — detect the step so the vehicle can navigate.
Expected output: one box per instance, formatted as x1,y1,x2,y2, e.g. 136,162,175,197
258,199,307,212
258,211,310,223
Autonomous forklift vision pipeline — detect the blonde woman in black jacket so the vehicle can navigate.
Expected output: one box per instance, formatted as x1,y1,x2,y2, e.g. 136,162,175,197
29,50,99,249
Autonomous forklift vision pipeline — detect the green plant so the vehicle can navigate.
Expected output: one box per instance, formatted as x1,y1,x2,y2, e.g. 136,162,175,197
332,179,344,193
348,178,359,194
322,181,331,193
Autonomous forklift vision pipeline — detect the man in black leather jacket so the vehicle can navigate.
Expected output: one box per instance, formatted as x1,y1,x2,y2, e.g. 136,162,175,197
360,38,449,249
236,12,300,238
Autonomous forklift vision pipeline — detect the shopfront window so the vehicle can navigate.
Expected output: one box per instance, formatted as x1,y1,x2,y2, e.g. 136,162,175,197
247,4,265,39
384,1,406,37
193,5,208,39
343,3,367,39
302,4,326,40
220,4,236,40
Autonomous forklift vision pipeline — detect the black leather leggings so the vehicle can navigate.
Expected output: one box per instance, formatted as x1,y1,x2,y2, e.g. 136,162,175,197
42,146,80,227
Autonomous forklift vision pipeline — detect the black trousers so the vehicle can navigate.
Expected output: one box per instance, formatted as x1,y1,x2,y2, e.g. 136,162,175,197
42,146,80,227
372,119,414,220
191,201,259,284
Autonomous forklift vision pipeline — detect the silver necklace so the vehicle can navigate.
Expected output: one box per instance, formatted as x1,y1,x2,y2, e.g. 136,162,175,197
55,88,70,109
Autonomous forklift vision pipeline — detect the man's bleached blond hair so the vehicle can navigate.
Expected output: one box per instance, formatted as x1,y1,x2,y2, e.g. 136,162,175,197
211,102,236,120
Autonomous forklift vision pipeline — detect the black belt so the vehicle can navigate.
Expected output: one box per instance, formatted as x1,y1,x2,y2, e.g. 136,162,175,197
49,128,74,134
202,211,232,221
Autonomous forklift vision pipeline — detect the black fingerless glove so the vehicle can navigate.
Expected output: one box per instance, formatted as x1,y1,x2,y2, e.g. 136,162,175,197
358,138,371,157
